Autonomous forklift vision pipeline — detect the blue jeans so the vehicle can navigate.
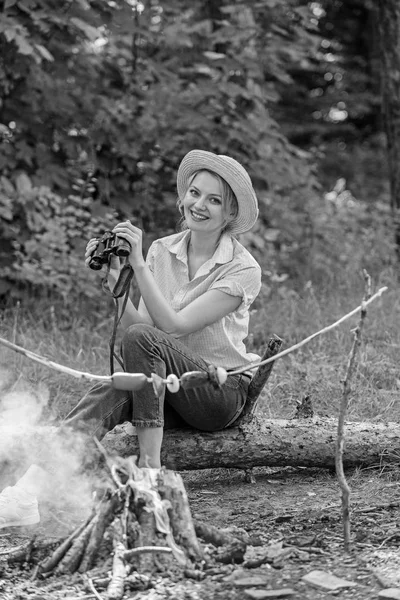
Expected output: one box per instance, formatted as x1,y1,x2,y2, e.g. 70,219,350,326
63,324,249,439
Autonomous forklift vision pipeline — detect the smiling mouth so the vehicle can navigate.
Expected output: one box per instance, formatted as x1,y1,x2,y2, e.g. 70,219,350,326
190,210,209,221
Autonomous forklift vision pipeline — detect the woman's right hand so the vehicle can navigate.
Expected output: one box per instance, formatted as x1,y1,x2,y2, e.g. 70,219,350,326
84,238,122,290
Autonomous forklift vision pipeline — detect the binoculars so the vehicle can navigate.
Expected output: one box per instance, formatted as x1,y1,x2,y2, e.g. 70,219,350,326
88,231,131,270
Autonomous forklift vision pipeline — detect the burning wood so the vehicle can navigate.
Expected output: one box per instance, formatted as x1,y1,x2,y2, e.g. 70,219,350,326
2,451,247,600
35,456,201,585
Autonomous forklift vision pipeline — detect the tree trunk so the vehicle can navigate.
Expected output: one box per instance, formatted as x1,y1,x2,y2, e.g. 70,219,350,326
103,416,400,471
377,0,400,259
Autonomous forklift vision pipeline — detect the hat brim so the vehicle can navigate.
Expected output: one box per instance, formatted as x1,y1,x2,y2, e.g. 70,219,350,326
177,150,259,235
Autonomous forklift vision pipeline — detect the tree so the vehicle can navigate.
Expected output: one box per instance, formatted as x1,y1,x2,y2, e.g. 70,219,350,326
0,0,322,301
377,0,400,260
275,0,382,147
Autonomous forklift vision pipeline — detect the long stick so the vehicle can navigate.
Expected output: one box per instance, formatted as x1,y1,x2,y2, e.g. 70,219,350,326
228,286,388,375
336,271,371,551
0,337,111,383
0,286,388,383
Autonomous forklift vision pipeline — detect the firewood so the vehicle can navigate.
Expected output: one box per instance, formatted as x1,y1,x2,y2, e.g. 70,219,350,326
194,521,247,565
79,496,118,573
215,541,247,564
159,471,203,561
124,571,152,591
107,519,127,600
27,459,203,596
3,539,56,564
56,519,96,574
134,501,157,572
122,546,173,560
194,520,247,549
39,514,94,573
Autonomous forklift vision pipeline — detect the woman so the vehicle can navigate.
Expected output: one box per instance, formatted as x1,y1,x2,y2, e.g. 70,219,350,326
0,149,261,528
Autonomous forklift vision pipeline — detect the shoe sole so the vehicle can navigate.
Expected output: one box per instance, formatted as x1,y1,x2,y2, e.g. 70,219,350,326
0,515,40,529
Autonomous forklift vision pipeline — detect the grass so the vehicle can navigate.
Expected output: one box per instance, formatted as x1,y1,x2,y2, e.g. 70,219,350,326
0,270,399,427
0,273,399,497
254,276,400,423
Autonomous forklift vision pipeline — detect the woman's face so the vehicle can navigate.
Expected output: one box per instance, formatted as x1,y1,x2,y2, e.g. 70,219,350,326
182,171,226,234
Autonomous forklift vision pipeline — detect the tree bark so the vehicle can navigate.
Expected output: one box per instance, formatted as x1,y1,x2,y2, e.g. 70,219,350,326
103,416,400,471
377,0,400,258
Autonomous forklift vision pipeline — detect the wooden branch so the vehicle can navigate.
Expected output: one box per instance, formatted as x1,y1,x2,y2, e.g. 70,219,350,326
239,334,283,422
2,538,56,563
56,518,96,574
0,337,110,383
159,471,203,561
107,518,126,600
0,286,388,391
336,271,372,552
87,578,104,600
39,513,94,573
79,496,118,573
194,521,246,548
229,286,388,375
122,546,173,560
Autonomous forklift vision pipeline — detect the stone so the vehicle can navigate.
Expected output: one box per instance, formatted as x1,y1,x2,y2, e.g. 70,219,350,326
302,570,357,591
234,576,271,587
244,590,295,599
378,589,400,599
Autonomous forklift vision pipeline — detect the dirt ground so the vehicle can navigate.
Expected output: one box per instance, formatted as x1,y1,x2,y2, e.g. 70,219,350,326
1,465,400,600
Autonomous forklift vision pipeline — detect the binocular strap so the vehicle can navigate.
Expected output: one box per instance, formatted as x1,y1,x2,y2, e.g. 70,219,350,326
103,264,134,374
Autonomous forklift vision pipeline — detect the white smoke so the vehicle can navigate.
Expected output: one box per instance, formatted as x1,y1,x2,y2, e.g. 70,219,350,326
0,371,97,530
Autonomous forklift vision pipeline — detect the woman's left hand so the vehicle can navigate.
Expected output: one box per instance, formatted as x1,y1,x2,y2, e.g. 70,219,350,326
112,220,145,270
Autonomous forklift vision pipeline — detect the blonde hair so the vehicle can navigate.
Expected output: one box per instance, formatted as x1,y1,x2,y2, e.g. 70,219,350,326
176,170,239,233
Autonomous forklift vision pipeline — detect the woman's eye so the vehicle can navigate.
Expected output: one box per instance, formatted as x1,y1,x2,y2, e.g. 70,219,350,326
190,188,198,196
210,197,221,204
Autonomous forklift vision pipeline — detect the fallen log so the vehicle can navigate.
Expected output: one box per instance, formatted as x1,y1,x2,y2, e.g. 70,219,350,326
1,416,399,481
103,416,400,471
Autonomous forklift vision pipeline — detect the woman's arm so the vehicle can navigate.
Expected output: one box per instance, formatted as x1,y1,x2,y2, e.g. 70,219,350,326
112,221,242,337
112,287,154,330
85,236,153,330
133,262,241,337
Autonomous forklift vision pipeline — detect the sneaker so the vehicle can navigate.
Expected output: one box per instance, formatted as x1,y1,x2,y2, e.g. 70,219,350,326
0,486,40,529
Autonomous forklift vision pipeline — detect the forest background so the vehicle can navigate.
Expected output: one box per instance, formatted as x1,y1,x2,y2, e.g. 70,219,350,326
0,0,399,424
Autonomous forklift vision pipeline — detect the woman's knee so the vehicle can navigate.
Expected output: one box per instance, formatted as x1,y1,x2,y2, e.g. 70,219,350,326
121,323,157,354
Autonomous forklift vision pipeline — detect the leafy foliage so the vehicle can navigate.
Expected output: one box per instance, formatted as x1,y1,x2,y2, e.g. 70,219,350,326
0,170,115,299
0,0,395,304
275,0,382,146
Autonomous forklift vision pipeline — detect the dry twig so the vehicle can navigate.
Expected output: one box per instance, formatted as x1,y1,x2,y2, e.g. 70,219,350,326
229,285,387,375
335,270,372,551
87,578,104,600
0,336,111,383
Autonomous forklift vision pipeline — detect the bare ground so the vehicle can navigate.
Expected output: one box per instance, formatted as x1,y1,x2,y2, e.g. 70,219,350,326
1,465,400,600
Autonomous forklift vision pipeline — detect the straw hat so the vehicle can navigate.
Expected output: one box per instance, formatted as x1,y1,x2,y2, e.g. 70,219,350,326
177,149,259,235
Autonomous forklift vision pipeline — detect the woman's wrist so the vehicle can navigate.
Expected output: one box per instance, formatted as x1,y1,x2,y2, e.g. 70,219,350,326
130,259,146,272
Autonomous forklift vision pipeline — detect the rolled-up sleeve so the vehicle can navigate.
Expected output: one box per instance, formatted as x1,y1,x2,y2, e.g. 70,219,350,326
210,265,261,308
145,242,156,274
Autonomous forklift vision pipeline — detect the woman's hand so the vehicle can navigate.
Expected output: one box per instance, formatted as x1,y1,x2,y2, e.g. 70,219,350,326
112,220,145,270
84,238,99,268
84,237,121,289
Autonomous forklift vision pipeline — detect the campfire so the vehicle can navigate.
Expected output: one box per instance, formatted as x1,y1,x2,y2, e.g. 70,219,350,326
2,449,247,600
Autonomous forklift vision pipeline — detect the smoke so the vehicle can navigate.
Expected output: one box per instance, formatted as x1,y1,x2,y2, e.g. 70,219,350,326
0,369,99,531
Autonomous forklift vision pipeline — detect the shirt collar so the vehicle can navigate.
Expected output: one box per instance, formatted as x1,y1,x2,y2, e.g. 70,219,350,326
166,230,234,269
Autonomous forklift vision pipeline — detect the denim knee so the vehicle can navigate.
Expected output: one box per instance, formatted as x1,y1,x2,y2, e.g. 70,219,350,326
122,323,156,352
